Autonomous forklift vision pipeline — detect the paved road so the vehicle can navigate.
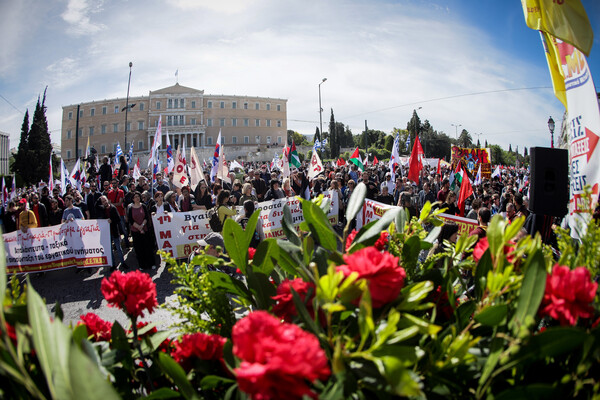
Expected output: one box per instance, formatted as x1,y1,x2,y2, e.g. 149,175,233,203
24,247,182,331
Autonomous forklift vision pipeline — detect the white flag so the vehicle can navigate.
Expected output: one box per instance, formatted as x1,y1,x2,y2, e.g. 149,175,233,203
148,115,162,167
389,134,400,181
308,150,324,180
217,137,230,184
281,149,290,182
132,158,141,181
69,158,82,191
188,147,203,191
172,146,189,188
166,132,174,173
473,164,482,186
230,160,244,170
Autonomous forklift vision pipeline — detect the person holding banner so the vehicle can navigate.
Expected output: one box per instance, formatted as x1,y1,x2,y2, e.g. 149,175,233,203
98,195,126,271
127,191,156,270
18,198,37,233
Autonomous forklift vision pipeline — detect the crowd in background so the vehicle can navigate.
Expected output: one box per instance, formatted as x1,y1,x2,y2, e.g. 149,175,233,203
2,153,572,272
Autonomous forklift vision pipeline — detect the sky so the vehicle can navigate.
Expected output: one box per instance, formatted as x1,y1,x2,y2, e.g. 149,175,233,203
0,0,599,153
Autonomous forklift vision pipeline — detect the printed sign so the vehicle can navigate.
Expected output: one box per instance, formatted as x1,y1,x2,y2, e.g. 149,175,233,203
3,220,112,274
152,192,339,259
450,147,491,179
437,213,479,236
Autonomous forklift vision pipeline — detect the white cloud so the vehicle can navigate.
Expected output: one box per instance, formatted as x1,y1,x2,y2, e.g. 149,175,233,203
0,0,587,151
61,0,106,35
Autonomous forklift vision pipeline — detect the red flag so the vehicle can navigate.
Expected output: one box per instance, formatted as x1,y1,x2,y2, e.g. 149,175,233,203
336,158,346,166
407,135,424,183
373,156,379,165
457,164,473,217
436,159,441,175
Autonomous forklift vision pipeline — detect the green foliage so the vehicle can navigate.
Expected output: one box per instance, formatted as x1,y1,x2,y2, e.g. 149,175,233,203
165,253,236,336
287,130,310,146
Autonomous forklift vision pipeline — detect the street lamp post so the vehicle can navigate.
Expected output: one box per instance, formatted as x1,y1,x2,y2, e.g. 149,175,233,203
124,62,133,156
548,116,555,148
473,133,483,147
318,78,327,142
451,123,462,139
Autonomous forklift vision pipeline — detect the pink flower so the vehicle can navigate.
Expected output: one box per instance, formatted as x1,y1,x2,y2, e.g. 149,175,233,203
101,270,158,318
345,230,358,251
539,264,597,326
79,313,113,342
233,311,330,400
171,333,227,372
248,247,256,260
472,237,516,264
337,247,405,308
272,278,316,322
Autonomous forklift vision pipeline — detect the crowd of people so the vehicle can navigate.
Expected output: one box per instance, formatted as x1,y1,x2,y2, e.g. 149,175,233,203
1,152,574,273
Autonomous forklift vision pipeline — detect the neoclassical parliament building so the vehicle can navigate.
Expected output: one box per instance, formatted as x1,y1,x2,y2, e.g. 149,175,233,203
61,83,288,162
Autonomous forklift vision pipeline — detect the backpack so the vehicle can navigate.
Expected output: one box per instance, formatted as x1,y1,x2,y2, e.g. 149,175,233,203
208,206,223,232
240,217,261,248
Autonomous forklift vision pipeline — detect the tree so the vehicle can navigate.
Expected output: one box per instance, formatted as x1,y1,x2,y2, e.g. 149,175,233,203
384,135,394,152
328,109,339,158
457,129,472,148
12,109,30,184
406,110,422,143
508,143,513,153
287,130,309,146
485,139,488,148
314,127,320,144
27,88,52,185
477,139,481,148
524,147,528,157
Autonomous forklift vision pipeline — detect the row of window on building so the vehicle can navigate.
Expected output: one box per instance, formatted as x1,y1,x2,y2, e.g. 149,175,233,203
67,100,283,120
65,135,283,160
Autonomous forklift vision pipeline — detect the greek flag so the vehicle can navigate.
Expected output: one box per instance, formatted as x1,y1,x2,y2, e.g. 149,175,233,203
322,138,327,146
405,135,410,151
115,142,123,166
313,140,321,151
128,142,134,162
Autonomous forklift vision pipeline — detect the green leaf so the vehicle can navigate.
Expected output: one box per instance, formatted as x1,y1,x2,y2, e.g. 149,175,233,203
395,207,408,233
301,198,338,251
487,215,505,259
245,268,276,310
398,281,434,311
69,342,120,400
495,384,557,400
206,271,254,305
478,337,505,389
511,249,546,332
424,226,442,244
455,301,476,330
474,249,493,300
353,208,402,248
345,182,367,227
157,352,199,400
290,288,321,337
222,218,249,275
275,240,308,278
110,321,129,351
27,280,73,399
358,288,374,350
515,327,587,361
401,235,422,272
475,304,508,327
200,375,235,390
282,204,301,246
504,215,525,241
243,210,260,249
72,323,89,348
419,201,433,221
252,238,277,276
143,387,182,399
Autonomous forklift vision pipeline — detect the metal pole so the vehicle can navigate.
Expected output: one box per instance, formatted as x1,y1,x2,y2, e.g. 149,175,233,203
124,62,133,153
364,120,368,149
75,104,80,161
318,78,327,143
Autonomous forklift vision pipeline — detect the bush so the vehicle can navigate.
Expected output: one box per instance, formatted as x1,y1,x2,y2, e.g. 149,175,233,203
1,187,600,399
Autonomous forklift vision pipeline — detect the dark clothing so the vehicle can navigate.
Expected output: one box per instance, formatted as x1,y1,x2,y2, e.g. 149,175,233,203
443,202,458,216
376,193,395,205
48,208,63,226
265,188,285,201
150,202,172,214
98,163,113,186
418,190,436,210
31,202,49,227
252,178,268,201
469,226,487,241
98,203,123,238
128,203,155,269
118,162,129,180
40,195,52,213
360,179,379,200
87,192,102,219
155,183,170,195
2,208,19,232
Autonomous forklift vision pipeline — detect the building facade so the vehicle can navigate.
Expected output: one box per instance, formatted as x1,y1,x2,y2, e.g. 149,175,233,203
61,83,287,163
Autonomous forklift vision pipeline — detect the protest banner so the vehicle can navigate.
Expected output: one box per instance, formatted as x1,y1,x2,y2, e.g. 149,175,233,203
355,197,478,237
437,213,479,236
450,146,491,179
3,219,112,274
152,191,339,259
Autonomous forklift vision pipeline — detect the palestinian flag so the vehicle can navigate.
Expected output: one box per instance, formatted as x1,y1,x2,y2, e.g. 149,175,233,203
449,162,463,191
289,140,301,168
349,147,364,171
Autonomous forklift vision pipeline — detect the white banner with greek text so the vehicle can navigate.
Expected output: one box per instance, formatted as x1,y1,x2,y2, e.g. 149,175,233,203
3,220,112,274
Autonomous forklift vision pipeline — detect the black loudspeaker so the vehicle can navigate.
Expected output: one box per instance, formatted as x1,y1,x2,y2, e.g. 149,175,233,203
529,147,569,217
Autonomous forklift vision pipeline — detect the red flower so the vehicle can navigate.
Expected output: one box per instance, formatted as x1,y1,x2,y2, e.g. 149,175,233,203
337,247,405,308
472,237,516,264
539,264,597,326
374,231,389,251
233,311,330,400
272,278,316,322
171,332,227,371
79,313,113,342
3,321,17,346
430,286,454,321
101,270,158,318
345,229,358,251
248,247,256,260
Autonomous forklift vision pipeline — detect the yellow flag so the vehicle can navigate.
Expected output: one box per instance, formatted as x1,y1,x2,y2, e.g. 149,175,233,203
521,0,593,56
540,31,568,109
